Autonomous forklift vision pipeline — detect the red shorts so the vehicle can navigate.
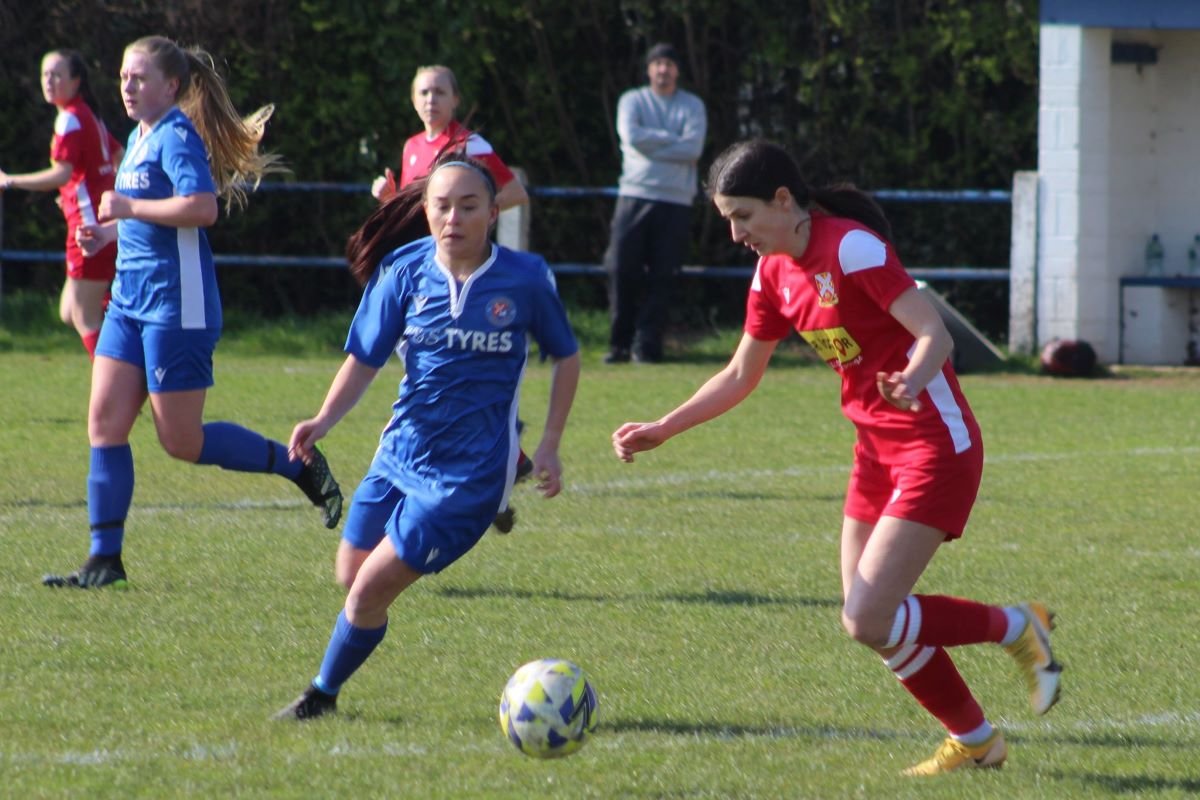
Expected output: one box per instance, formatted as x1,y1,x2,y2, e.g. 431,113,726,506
65,223,117,281
843,441,983,540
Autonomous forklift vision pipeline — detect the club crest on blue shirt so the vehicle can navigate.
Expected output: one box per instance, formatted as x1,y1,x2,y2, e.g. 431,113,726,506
486,296,517,327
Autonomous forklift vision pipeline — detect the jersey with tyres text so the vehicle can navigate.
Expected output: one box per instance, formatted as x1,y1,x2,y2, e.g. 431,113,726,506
399,120,516,189
347,237,577,501
110,106,220,329
51,99,121,258
744,212,979,461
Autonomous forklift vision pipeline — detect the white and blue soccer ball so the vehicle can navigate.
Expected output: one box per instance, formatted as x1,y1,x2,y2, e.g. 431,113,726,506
498,658,598,758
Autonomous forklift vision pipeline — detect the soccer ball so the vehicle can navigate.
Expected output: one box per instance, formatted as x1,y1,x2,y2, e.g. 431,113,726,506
498,658,598,758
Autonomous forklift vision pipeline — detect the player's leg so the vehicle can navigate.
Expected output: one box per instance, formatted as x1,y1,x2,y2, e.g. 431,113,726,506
274,494,492,720
842,514,1006,774
603,197,651,363
847,447,1062,717
145,325,342,527
64,234,116,358
636,202,691,363
274,535,421,720
336,472,399,589
44,331,147,588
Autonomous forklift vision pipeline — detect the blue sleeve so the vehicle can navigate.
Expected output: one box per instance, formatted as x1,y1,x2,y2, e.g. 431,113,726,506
161,121,216,196
527,259,578,359
345,261,408,368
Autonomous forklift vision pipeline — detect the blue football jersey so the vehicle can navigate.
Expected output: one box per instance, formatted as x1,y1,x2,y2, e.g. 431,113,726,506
110,106,221,329
347,237,578,501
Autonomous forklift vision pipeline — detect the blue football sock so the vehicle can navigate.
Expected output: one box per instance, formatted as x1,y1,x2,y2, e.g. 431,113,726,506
88,444,134,556
312,610,388,695
196,421,302,479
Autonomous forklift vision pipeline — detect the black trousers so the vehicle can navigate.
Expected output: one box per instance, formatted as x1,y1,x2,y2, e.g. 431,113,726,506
602,196,692,356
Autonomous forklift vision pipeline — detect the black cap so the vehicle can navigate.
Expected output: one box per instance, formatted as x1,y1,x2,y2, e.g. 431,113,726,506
645,42,681,68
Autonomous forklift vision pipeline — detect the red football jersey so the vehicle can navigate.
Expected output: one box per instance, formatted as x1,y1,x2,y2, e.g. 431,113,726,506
744,212,979,461
398,120,516,189
50,98,120,231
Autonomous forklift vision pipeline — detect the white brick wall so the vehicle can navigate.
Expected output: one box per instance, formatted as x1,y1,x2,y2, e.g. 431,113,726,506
1035,24,1200,363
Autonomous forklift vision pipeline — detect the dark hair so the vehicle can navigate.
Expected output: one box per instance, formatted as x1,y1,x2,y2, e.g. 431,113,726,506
345,150,500,286
346,179,430,286
45,49,96,108
706,139,893,242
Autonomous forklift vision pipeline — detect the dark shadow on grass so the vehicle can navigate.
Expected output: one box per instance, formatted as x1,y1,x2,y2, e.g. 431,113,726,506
7,499,88,509
1047,771,1200,794
1009,731,1196,751
606,717,912,744
435,585,838,609
585,488,825,502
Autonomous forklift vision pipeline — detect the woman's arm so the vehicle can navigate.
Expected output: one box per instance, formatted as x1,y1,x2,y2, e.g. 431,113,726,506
99,190,218,228
875,286,955,412
289,355,381,462
530,351,581,498
495,178,529,211
612,333,777,462
0,161,74,192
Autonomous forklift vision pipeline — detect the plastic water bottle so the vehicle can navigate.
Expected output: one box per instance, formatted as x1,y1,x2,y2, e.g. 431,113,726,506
1189,235,1200,277
1145,234,1164,277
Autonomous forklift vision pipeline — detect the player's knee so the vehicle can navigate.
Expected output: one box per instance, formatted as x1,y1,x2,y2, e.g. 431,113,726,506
343,590,387,628
840,605,890,648
158,429,201,462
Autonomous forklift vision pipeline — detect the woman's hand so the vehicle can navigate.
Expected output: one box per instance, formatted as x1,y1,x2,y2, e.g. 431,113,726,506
611,421,669,463
97,190,134,222
876,371,923,412
289,417,333,465
530,444,564,498
75,222,118,256
371,168,397,202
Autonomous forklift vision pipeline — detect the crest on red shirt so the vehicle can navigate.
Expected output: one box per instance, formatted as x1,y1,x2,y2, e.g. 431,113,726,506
814,272,838,307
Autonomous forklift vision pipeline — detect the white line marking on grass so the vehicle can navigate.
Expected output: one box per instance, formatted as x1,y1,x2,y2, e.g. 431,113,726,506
568,444,1200,496
4,710,1197,767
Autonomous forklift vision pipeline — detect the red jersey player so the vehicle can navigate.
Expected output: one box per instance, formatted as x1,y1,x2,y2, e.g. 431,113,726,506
370,65,527,211
612,139,1062,777
0,49,123,358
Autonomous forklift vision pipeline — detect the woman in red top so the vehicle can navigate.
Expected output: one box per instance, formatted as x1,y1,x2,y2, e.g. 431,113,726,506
0,49,123,359
612,139,1063,776
370,65,527,211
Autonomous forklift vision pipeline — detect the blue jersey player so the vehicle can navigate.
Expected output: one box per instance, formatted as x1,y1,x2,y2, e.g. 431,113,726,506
44,36,342,590
274,158,581,720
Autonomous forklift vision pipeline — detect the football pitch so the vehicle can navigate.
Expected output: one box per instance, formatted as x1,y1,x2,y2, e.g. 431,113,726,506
2,349,1198,798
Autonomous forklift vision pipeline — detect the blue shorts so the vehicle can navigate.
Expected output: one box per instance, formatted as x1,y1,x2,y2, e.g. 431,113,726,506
97,308,220,393
343,467,496,574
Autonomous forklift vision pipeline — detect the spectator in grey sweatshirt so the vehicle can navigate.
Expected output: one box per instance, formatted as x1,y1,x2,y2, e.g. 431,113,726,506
602,42,707,364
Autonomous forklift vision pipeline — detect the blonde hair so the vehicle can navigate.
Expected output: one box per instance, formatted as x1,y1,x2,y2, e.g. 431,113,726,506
127,36,285,211
411,65,460,99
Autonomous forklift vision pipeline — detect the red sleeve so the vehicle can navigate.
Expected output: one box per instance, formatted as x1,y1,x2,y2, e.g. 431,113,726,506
847,252,915,314
398,136,422,187
743,257,792,341
477,152,515,188
50,128,83,166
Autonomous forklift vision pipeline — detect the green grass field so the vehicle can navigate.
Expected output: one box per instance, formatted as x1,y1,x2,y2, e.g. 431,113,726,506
2,334,1199,798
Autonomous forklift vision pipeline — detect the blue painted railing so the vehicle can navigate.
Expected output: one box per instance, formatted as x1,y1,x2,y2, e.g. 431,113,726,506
0,182,1012,281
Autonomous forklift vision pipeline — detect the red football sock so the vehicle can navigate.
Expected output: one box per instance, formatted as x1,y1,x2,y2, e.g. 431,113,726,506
886,645,986,736
890,594,1007,648
81,328,100,360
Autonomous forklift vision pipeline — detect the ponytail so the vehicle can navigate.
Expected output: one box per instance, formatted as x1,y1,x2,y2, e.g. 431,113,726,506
345,179,430,286
708,139,893,242
126,36,286,212
810,184,893,242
